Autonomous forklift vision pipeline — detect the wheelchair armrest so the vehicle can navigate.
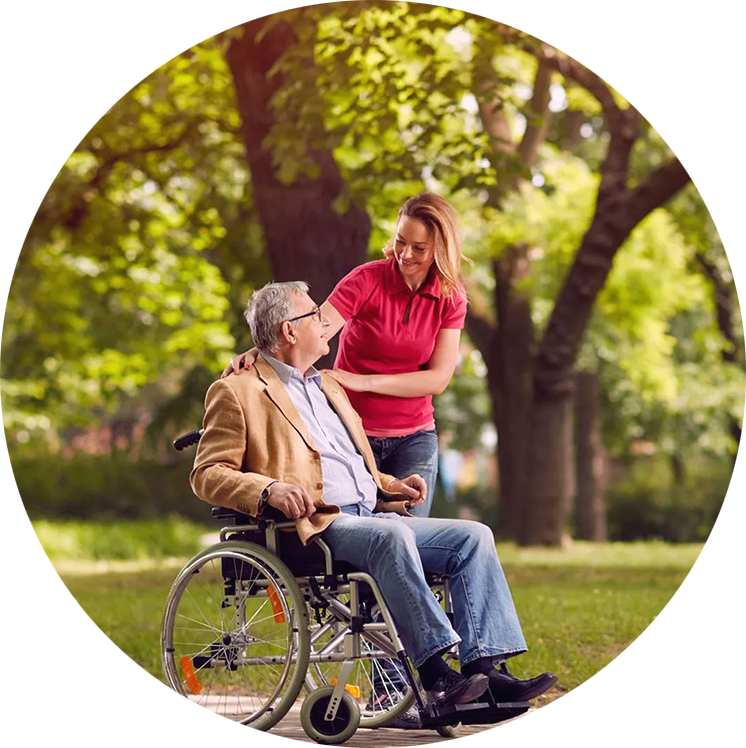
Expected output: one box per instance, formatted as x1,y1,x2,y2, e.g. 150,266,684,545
210,506,256,525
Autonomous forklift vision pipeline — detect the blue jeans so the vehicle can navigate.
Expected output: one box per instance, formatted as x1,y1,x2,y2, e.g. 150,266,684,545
321,505,528,669
368,429,438,518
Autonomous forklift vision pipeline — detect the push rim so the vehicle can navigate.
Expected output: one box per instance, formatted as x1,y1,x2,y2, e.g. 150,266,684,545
161,541,310,730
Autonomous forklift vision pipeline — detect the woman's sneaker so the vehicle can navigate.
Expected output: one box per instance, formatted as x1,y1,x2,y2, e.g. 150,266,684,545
383,704,422,729
364,692,422,729
425,670,489,709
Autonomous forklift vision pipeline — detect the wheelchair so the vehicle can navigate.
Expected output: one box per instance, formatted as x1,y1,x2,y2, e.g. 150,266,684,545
161,429,530,743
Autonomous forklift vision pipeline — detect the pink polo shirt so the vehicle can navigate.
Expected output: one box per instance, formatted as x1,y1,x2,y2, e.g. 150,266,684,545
327,257,467,436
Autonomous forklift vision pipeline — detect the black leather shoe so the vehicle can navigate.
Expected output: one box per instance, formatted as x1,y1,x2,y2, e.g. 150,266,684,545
425,670,489,709
487,670,558,702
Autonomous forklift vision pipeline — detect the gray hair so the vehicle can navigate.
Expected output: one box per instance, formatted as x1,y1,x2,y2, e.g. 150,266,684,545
244,281,310,353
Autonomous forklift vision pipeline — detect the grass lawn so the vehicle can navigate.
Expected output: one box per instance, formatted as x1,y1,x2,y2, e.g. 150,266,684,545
0,543,736,711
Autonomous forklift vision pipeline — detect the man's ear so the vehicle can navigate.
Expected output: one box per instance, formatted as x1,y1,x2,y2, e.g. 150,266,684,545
280,320,296,345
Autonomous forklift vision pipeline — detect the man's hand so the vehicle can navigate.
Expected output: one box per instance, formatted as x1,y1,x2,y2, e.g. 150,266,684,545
265,482,317,519
386,474,427,506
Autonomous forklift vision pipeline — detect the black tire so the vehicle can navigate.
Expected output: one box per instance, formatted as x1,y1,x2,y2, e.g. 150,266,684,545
436,724,461,738
304,598,415,727
301,686,361,744
161,541,310,730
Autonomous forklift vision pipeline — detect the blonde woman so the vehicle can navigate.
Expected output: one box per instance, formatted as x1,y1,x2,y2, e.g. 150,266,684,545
224,192,467,519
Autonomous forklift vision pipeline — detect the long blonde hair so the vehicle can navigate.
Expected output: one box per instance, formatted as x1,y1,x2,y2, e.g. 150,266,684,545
382,193,466,300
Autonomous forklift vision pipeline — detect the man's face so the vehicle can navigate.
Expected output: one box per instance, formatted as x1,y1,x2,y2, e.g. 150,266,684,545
288,292,330,363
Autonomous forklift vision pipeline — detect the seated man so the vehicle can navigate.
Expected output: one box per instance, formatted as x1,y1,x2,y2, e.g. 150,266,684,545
191,281,557,709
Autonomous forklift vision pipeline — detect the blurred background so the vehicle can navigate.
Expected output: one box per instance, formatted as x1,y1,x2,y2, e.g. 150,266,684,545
0,0,732,545
1,1,743,697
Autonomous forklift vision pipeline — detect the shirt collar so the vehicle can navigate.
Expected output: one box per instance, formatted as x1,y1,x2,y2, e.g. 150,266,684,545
383,256,441,299
263,353,321,385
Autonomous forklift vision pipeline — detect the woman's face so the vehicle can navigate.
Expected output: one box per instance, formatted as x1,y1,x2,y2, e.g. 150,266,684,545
393,215,435,281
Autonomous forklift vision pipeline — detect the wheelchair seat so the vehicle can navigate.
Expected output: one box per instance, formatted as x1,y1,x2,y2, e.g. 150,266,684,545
210,505,359,577
209,505,448,584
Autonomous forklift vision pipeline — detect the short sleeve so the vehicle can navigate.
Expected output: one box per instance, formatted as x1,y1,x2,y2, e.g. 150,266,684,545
440,288,467,330
327,263,375,320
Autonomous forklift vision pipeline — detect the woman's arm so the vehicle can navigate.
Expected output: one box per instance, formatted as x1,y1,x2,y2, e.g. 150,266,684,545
222,299,347,377
323,328,461,397
319,299,347,339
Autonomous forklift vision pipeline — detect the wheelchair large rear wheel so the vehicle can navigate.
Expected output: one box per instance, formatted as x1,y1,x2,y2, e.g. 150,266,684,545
161,541,310,730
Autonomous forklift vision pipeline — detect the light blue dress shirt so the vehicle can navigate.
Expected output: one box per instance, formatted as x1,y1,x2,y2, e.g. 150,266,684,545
263,355,378,510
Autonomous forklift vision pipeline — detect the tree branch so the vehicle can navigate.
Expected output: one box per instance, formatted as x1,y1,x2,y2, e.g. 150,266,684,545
696,251,742,364
623,157,691,230
58,125,197,231
477,98,514,153
524,44,625,134
517,57,553,171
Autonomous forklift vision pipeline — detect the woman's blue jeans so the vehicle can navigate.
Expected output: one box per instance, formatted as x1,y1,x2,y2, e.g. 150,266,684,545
367,429,438,518
366,429,437,692
321,505,528,669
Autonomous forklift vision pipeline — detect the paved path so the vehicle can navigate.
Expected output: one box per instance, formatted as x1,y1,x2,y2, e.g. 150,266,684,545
0,686,533,748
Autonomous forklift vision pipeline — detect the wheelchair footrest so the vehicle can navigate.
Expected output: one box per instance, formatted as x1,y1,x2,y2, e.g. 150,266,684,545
421,700,530,728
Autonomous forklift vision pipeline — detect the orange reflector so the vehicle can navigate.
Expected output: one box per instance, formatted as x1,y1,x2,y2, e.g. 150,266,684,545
180,656,202,695
331,679,361,699
267,585,286,623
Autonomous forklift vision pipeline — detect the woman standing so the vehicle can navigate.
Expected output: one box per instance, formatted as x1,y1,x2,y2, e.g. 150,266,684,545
225,192,467,518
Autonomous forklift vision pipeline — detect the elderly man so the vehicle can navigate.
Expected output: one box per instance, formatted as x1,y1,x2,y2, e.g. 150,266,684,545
191,281,556,710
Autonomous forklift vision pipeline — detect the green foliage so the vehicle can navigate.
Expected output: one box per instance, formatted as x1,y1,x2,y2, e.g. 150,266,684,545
2,2,741,546
500,542,736,712
605,455,729,542
10,453,210,523
33,517,206,562
1,37,269,437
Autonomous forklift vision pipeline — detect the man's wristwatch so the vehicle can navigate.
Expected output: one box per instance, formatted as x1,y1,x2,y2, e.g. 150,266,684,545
258,481,278,512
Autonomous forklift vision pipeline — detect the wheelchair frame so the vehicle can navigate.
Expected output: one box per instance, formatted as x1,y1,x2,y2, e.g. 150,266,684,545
162,429,530,743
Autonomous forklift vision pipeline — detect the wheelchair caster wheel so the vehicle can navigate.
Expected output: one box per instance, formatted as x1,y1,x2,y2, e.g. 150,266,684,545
436,724,461,738
301,686,361,744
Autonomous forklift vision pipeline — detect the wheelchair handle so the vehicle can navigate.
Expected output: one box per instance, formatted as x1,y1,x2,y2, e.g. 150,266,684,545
173,429,203,451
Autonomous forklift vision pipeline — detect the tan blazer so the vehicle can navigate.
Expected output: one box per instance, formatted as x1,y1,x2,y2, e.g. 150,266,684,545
190,355,411,544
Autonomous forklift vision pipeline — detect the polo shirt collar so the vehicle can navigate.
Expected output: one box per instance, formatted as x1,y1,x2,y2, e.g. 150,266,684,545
263,353,321,385
384,256,441,298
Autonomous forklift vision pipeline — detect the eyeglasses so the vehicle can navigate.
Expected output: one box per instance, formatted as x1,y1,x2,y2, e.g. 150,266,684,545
286,306,323,324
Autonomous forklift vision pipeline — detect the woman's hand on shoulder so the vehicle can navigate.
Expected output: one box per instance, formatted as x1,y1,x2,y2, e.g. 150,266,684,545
221,347,259,378
321,369,371,392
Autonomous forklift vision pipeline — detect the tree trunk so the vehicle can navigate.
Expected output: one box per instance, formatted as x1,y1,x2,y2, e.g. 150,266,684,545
520,388,575,546
224,17,371,365
564,109,585,151
730,419,746,462
696,251,744,450
670,453,685,485
574,370,608,541
492,249,535,538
